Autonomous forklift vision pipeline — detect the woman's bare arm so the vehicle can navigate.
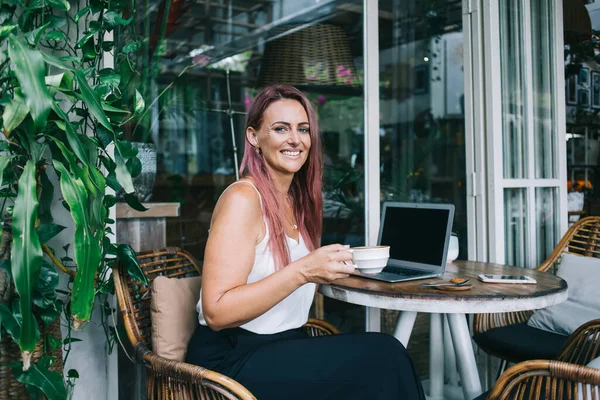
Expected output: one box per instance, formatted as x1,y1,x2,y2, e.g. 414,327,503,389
201,185,353,331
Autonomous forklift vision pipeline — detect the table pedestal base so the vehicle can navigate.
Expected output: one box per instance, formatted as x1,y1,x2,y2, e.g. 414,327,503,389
394,311,483,400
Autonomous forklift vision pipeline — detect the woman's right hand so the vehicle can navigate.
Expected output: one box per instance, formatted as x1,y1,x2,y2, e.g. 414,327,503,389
297,244,355,284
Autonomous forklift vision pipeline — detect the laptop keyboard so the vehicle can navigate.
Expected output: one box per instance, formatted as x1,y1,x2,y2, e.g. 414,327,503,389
384,266,432,277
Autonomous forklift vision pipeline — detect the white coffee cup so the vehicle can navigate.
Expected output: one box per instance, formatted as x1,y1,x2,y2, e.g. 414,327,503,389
348,245,390,274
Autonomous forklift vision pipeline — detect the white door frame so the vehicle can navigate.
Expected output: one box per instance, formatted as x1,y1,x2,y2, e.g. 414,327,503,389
463,0,489,262
479,0,568,266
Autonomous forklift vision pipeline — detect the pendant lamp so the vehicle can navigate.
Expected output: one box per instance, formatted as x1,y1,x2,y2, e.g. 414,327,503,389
256,24,361,94
564,0,592,45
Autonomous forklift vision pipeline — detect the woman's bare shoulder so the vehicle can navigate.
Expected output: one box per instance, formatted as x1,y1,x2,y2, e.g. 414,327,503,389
212,183,262,223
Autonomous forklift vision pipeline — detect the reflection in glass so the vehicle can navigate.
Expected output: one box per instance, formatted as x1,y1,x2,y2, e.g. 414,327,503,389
378,0,467,257
504,188,528,266
535,187,558,266
531,0,557,179
500,0,527,179
120,1,367,260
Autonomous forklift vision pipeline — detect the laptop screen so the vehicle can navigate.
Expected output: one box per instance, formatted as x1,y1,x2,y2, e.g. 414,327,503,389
379,203,454,269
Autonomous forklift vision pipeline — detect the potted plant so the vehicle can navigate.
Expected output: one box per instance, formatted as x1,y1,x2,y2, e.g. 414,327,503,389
0,0,148,397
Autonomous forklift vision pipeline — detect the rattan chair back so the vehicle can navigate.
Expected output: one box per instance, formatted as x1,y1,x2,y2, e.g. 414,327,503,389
114,247,258,399
558,319,600,365
113,247,340,400
114,247,201,350
538,216,600,273
474,216,600,336
488,360,600,400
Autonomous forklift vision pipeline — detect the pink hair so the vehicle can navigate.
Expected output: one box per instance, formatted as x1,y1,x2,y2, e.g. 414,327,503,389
239,84,323,270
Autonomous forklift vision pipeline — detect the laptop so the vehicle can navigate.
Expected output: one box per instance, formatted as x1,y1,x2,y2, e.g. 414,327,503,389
353,202,455,283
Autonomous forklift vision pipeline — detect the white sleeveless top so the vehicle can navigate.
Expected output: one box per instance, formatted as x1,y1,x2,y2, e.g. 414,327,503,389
197,180,316,334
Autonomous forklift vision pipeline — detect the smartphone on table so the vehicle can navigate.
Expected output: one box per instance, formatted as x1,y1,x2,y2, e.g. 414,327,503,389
478,274,537,284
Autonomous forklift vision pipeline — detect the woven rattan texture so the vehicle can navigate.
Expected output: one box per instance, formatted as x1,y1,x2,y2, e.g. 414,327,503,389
557,319,600,365
123,247,201,348
256,24,358,88
0,317,64,399
114,247,340,399
488,360,600,400
474,216,600,338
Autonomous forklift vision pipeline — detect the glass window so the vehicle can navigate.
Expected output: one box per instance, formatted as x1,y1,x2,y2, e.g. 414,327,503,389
378,0,467,257
500,0,528,179
535,187,559,265
120,1,366,261
531,0,557,179
504,188,529,266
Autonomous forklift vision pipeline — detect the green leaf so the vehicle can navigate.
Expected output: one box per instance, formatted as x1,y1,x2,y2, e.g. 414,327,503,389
47,16,67,30
120,89,145,125
121,41,141,53
53,160,102,327
45,72,65,88
11,161,42,352
104,194,117,208
36,224,66,244
46,134,77,168
0,303,21,343
3,95,30,134
98,73,120,87
133,89,145,115
123,192,147,212
63,337,82,345
0,25,18,36
101,41,114,52
101,103,129,114
103,11,132,27
51,103,91,166
47,335,62,351
127,156,142,178
43,30,68,42
81,36,96,60
89,21,102,32
114,152,134,193
74,6,90,22
75,31,95,49
38,169,54,224
59,56,79,63
23,21,51,46
46,0,70,11
11,356,67,400
35,303,60,325
0,155,11,190
42,53,113,132
7,36,52,131
116,244,147,285
73,69,112,131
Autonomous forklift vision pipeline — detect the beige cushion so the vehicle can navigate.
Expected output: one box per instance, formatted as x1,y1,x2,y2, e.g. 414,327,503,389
528,253,600,335
151,276,202,361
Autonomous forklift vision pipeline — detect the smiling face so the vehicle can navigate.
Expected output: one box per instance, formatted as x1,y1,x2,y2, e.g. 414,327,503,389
246,98,311,180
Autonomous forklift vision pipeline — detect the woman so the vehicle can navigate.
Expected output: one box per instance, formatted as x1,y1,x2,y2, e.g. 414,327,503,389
186,84,425,399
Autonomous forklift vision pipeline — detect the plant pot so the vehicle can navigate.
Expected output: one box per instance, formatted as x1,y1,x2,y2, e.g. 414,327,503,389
0,216,64,399
118,142,157,202
0,317,64,399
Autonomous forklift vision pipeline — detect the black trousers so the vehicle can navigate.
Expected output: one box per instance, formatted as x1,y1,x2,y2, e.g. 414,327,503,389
186,324,426,400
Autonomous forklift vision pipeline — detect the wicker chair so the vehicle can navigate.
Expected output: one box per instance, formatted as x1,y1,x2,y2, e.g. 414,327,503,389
482,360,600,400
473,217,600,372
113,247,340,400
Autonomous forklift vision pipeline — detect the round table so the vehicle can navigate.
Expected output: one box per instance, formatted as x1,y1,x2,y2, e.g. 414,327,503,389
319,261,568,400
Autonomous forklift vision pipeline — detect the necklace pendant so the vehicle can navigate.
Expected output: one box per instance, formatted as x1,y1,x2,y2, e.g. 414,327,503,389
292,224,298,230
